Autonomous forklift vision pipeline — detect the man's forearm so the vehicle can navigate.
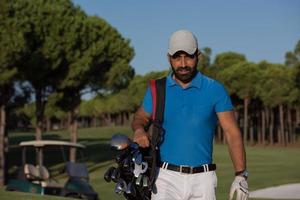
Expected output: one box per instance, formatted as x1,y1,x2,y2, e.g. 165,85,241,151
218,111,246,172
226,132,246,172
131,108,150,132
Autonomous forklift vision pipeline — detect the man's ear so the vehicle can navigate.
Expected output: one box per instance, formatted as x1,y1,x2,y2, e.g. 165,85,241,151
197,49,201,58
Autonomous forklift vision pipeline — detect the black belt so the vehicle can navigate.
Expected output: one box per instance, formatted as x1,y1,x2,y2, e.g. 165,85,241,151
159,162,216,174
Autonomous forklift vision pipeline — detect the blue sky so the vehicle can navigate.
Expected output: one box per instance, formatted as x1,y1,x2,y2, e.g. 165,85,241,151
73,0,300,75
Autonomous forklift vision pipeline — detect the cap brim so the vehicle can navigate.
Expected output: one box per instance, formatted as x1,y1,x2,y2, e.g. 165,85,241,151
168,47,197,56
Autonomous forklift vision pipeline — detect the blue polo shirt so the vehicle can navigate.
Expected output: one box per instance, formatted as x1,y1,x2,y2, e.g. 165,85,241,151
142,72,233,167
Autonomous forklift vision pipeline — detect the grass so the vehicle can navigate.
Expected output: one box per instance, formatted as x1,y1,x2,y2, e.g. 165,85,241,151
1,126,300,200
214,145,300,199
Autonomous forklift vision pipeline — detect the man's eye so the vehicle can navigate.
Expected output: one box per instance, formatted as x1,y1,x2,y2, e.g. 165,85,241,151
171,55,180,59
188,54,196,59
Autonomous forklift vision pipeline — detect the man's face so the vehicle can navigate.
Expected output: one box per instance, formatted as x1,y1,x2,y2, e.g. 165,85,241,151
169,51,198,83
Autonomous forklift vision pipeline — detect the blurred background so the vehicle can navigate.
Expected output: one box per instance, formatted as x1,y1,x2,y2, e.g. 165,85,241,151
0,0,299,199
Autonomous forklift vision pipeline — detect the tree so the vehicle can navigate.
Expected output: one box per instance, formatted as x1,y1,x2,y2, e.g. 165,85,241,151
76,70,169,127
198,47,212,73
213,52,246,69
3,0,135,162
256,64,295,145
53,15,135,161
285,40,300,67
0,0,28,185
208,51,247,81
2,0,91,164
285,40,300,125
14,0,88,144
218,61,260,145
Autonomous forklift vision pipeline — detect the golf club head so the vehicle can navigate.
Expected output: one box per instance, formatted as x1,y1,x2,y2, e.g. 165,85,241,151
115,151,129,165
111,167,121,183
133,162,148,177
123,154,131,168
130,142,139,150
125,182,136,196
114,178,127,194
104,166,116,182
135,174,143,186
110,133,131,151
142,175,149,187
132,150,143,165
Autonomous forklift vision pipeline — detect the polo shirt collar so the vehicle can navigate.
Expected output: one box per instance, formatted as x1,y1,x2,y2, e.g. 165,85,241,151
166,71,203,89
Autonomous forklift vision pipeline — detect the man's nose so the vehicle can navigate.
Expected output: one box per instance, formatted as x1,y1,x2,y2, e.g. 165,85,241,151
180,57,187,67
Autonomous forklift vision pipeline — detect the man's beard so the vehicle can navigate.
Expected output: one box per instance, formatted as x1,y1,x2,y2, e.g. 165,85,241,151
171,65,198,84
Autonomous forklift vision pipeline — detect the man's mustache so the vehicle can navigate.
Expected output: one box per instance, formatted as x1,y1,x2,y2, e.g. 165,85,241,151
176,66,192,72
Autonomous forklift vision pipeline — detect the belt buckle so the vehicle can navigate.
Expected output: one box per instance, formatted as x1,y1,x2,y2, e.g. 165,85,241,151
179,165,193,174
190,166,194,174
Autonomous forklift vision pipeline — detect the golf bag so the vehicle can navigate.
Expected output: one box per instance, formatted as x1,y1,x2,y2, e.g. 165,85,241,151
104,77,166,200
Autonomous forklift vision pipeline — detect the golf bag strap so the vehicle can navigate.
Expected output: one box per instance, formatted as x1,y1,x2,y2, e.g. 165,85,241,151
149,77,166,190
149,77,166,146
149,80,157,121
149,77,166,124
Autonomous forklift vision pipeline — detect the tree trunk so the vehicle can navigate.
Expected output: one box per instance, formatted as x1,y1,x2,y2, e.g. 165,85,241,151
67,112,72,131
279,104,285,145
117,113,122,125
104,113,110,126
296,107,300,125
121,112,125,125
243,97,250,145
0,104,6,186
269,108,274,145
69,109,78,162
0,85,10,186
234,109,239,124
35,89,44,140
287,107,292,144
129,112,134,125
124,112,130,125
35,89,45,165
257,111,261,145
60,119,64,130
261,109,266,145
92,117,97,127
249,117,254,145
277,129,281,146
46,117,51,132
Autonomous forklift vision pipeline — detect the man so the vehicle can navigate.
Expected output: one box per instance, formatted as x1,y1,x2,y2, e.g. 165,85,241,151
131,29,248,200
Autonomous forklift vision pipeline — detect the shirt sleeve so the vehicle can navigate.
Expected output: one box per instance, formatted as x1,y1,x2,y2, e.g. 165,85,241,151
141,86,153,115
214,82,234,113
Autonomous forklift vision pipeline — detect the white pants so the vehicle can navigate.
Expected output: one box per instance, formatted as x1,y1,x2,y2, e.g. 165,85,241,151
151,168,217,200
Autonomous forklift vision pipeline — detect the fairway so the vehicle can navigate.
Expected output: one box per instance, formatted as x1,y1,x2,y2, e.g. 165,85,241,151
1,126,300,200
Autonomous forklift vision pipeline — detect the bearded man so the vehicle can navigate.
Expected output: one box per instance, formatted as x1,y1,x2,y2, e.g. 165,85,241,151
132,29,249,200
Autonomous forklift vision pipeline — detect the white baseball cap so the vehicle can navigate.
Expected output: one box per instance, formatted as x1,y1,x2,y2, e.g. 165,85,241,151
168,29,198,56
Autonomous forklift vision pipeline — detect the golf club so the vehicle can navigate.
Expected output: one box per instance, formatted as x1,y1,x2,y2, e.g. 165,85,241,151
142,176,149,187
115,178,127,194
125,181,136,196
104,166,116,182
135,174,143,186
110,133,131,151
132,150,143,165
111,167,121,183
133,162,148,178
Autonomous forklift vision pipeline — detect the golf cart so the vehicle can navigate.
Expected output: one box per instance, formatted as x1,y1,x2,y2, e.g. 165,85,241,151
6,140,99,200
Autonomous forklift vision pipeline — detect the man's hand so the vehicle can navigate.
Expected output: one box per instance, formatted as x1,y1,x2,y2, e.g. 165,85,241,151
229,176,249,200
133,128,150,148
